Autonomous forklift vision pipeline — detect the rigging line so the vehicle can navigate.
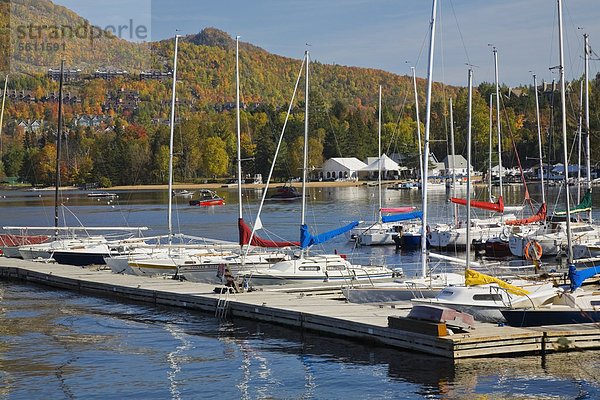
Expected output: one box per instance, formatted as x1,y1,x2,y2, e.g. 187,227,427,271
436,0,450,172
498,87,534,214
448,0,471,66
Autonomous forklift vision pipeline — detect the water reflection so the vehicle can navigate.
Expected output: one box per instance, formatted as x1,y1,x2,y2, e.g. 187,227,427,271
1,281,600,399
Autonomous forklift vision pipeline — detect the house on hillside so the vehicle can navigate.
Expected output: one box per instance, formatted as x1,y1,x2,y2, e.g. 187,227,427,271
441,155,473,177
321,158,367,181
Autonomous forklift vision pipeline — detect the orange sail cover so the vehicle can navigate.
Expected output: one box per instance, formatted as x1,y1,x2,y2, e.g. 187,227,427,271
238,218,299,248
505,203,546,226
451,196,504,213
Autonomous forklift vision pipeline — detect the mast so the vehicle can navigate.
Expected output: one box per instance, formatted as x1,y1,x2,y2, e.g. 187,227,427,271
168,34,180,244
547,79,555,197
533,74,546,205
54,60,64,236
584,33,592,223
421,0,437,278
493,47,503,198
411,67,423,184
577,83,583,202
488,93,493,203
378,85,382,222
449,97,457,224
557,0,572,263
0,74,7,157
236,36,243,222
301,50,309,256
466,69,473,269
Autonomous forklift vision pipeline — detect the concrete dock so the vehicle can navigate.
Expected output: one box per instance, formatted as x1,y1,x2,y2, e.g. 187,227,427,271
2,257,600,359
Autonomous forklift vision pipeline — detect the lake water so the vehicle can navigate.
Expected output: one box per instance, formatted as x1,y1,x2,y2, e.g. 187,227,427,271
1,184,600,399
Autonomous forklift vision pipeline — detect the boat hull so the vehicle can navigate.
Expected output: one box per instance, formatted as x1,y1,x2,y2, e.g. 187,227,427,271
189,199,224,206
501,308,600,327
53,251,109,266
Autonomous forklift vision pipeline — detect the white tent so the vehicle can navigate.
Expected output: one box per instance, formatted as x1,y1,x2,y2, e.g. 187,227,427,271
360,154,401,179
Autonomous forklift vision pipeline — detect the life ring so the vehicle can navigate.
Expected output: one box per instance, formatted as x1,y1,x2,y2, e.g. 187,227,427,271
525,240,542,260
499,226,510,241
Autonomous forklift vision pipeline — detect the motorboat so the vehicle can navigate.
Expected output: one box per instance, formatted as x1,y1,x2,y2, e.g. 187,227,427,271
411,269,559,323
269,184,304,200
501,265,600,326
240,254,394,287
189,189,224,206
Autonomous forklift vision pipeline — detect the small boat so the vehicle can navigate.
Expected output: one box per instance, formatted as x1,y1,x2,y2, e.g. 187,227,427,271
87,191,118,198
172,189,194,197
189,189,224,206
269,184,304,200
0,234,50,258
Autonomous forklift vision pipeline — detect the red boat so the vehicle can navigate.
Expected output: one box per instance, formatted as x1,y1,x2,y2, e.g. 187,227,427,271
0,234,50,257
189,190,224,206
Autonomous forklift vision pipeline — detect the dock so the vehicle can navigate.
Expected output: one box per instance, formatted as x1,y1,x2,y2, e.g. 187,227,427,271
2,258,600,359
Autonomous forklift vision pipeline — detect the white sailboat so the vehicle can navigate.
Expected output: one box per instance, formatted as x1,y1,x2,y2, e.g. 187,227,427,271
412,69,557,323
11,61,147,263
343,1,469,302
242,50,393,287
118,35,292,281
501,6,600,326
350,86,421,246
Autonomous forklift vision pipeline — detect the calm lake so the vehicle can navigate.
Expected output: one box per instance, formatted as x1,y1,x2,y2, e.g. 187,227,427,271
1,184,600,399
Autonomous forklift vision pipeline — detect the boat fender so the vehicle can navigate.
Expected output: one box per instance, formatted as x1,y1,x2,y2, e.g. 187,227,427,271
525,240,542,261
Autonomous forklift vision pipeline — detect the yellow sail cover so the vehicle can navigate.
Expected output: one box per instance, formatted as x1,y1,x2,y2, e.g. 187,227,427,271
465,269,531,296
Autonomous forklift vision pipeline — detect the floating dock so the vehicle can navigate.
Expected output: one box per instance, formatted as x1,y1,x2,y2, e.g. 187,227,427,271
1,258,600,359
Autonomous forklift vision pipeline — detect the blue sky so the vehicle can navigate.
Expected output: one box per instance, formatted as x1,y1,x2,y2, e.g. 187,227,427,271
53,0,600,87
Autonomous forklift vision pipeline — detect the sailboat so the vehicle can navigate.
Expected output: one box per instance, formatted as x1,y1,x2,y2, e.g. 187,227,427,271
427,48,523,251
412,68,558,323
501,10,600,326
350,86,421,246
343,1,471,302
485,74,548,257
11,62,148,264
118,35,294,281
241,51,393,287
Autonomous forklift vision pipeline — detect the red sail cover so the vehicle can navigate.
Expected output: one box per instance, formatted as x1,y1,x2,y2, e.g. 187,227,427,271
505,203,546,226
238,218,299,248
451,196,504,213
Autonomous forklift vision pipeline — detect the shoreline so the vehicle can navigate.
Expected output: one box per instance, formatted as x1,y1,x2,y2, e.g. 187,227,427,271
3,180,520,192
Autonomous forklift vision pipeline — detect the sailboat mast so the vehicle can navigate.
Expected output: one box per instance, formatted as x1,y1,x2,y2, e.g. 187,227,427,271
577,83,583,202
584,33,592,223
236,36,243,220
557,0,573,263
54,59,64,236
488,93,493,203
533,74,546,205
378,85,382,222
411,67,423,184
466,69,473,269
301,50,309,229
493,48,503,198
449,97,457,224
0,74,7,157
421,0,437,278
168,35,180,243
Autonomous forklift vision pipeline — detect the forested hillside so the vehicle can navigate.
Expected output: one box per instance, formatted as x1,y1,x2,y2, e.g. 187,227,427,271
0,1,598,187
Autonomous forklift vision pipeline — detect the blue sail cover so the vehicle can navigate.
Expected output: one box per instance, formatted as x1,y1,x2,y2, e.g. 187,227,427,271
382,211,423,224
569,264,600,291
300,221,359,249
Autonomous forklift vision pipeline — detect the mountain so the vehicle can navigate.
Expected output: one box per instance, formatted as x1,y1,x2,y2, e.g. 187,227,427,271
5,0,152,74
2,0,458,109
